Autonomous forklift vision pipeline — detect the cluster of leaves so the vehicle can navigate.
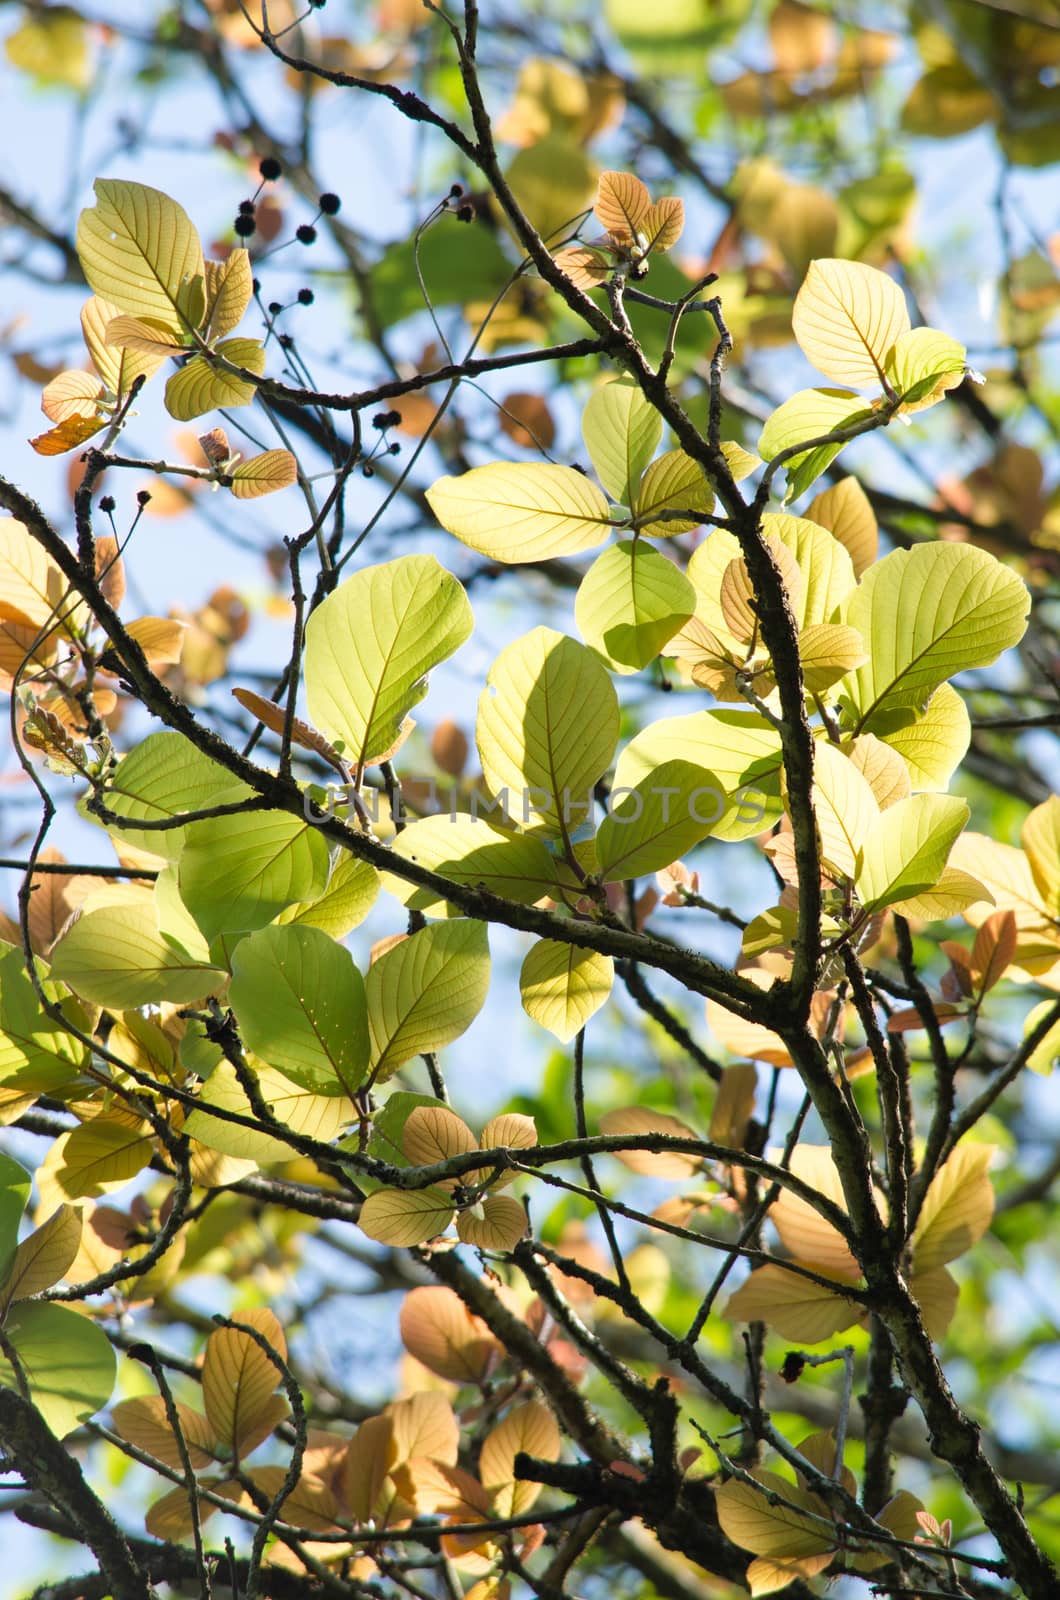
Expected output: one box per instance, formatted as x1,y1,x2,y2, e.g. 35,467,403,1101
0,5,1058,1600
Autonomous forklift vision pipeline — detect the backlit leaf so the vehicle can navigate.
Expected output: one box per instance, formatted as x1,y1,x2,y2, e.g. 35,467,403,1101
77,179,205,336
594,170,651,240
367,920,490,1081
183,1060,353,1165
178,810,330,942
456,1196,528,1253
359,1186,456,1247
164,338,265,421
48,893,222,1009
477,627,619,838
715,1469,836,1559
426,463,613,562
385,814,573,916
799,623,867,693
305,554,472,771
885,327,966,412
93,730,252,862
480,1401,560,1515
808,477,877,577
614,709,783,842
110,1395,217,1471
912,1142,995,1272
841,544,1029,725
229,449,298,498
398,1284,502,1382
204,249,253,341
725,1264,864,1343
598,1107,702,1176
632,449,715,535
810,740,879,880
519,940,614,1042
229,923,369,1095
855,794,969,913
642,196,684,252
0,1300,115,1437
581,379,662,503
758,388,873,502
791,257,911,388
202,1307,287,1457
0,1204,82,1308
596,759,723,881
576,541,696,673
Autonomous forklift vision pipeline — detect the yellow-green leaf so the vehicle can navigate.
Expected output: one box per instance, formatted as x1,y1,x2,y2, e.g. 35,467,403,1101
164,337,265,421
885,327,966,413
575,541,695,673
810,740,879,880
426,462,613,563
758,388,873,502
581,378,662,503
519,940,614,1042
77,179,205,337
204,249,253,341
229,923,369,1095
614,709,783,842
178,809,329,942
841,543,1030,725
799,623,867,693
359,1187,456,1247
912,1143,995,1272
596,759,722,881
477,627,619,838
0,1205,82,1309
385,814,574,916
367,920,490,1081
791,257,911,388
305,554,472,771
855,794,969,913
715,1469,836,1559
48,893,222,1009
183,1060,353,1166
632,449,715,536
866,683,970,792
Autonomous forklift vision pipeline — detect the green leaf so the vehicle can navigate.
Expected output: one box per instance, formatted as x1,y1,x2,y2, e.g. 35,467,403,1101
426,463,613,562
164,337,265,421
184,1060,352,1165
278,853,380,939
810,740,879,880
178,811,330,942
885,327,967,412
855,795,970,913
304,554,473,770
371,219,514,327
367,921,490,1082
841,544,1030,725
384,814,575,916
519,940,614,1042
862,682,971,791
91,731,251,862
0,1300,116,1438
758,388,873,503
0,1153,32,1284
76,179,205,337
632,449,716,536
358,1187,456,1248
229,924,369,1095
477,627,619,839
0,946,90,1098
614,709,783,841
48,893,223,1009
581,379,662,503
575,542,696,673
596,758,722,880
